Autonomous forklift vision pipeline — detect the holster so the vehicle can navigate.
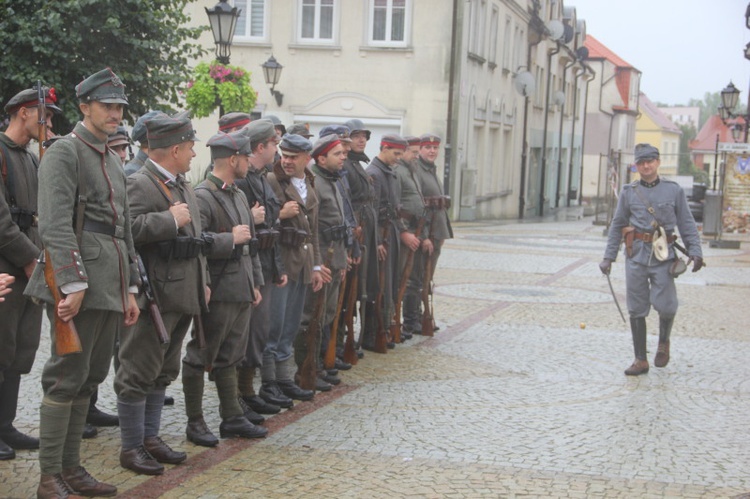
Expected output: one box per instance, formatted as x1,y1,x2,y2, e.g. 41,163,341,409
622,226,635,258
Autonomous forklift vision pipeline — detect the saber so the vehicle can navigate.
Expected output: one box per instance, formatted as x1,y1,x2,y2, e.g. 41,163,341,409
605,273,627,323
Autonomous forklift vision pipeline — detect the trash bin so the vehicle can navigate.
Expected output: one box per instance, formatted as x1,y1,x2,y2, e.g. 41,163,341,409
703,190,722,235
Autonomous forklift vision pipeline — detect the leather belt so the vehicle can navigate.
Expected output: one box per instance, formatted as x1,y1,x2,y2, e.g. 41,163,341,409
83,219,125,239
634,231,676,243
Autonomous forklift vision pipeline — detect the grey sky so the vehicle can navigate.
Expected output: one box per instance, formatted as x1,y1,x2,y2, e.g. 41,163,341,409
569,0,750,106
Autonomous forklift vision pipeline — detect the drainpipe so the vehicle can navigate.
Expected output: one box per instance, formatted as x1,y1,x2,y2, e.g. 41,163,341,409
577,67,595,203
444,0,459,198
555,57,576,208
539,42,560,216
566,65,583,207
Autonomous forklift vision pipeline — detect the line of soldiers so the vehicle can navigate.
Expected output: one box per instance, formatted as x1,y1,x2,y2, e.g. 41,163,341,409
0,68,452,499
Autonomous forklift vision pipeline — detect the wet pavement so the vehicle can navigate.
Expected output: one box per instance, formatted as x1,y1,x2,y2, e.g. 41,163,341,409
3,215,750,498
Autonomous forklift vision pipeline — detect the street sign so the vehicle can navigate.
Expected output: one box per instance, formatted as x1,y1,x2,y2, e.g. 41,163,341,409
718,142,750,153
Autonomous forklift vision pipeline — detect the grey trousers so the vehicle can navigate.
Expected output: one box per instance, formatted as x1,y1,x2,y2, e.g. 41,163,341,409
625,258,678,319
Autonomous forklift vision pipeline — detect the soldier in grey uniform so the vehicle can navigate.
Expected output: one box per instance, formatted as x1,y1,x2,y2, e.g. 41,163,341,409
0,86,60,460
182,129,267,447
234,120,288,418
294,134,348,391
600,143,704,376
124,110,159,176
365,135,407,350
413,134,453,332
25,68,140,499
116,112,209,475
395,136,426,340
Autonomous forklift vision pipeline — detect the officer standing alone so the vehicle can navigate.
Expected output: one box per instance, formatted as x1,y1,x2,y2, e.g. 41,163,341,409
600,143,704,376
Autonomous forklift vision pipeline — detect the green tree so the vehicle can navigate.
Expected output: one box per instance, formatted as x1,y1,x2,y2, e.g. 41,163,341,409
0,0,206,130
687,92,722,130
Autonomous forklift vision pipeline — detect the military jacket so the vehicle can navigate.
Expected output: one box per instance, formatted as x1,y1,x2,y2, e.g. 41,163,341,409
311,164,347,271
604,179,703,265
395,159,425,233
267,163,320,284
195,174,263,302
127,160,208,314
25,122,138,313
415,157,453,241
235,167,284,282
367,157,405,239
0,132,41,275
124,149,147,176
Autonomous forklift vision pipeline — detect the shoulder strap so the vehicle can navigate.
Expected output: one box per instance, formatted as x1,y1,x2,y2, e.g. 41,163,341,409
632,185,661,228
0,141,16,206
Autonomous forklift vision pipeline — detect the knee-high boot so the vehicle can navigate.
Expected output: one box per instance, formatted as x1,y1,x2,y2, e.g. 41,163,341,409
624,317,649,376
655,316,674,368
0,372,39,449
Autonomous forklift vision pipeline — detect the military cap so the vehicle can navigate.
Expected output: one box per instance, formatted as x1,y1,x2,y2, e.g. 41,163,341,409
107,126,130,148
207,130,252,160
312,134,342,159
242,118,276,146
145,111,197,149
287,123,313,138
131,110,160,144
634,143,660,163
75,67,128,104
279,134,313,156
218,112,252,132
381,134,408,150
265,114,286,135
4,86,62,115
404,135,421,146
319,125,352,142
419,134,442,146
344,119,371,140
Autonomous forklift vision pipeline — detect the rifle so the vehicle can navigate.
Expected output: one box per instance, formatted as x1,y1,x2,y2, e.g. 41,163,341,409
323,263,347,370
299,246,334,391
136,254,169,344
35,83,83,356
342,261,359,365
391,212,427,343
43,250,83,356
421,242,435,337
373,225,389,353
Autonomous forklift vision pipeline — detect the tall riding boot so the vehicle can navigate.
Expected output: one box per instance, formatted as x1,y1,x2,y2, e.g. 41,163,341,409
655,316,674,368
625,317,649,376
0,372,39,449
402,293,421,335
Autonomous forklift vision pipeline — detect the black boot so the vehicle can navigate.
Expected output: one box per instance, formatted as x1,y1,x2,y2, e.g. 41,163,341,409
655,316,674,368
0,373,39,449
0,437,14,460
87,389,119,427
625,317,649,376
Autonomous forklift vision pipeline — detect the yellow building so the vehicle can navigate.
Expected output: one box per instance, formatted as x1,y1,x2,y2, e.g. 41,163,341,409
635,92,681,176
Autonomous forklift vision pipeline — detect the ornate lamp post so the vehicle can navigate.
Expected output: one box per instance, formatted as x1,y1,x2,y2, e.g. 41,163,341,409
206,0,241,65
261,55,284,107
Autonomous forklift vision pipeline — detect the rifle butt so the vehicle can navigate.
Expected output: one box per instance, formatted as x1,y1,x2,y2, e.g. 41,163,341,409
54,317,83,356
421,312,434,337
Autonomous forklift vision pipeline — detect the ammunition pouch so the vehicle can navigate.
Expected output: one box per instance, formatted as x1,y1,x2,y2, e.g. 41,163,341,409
256,228,280,251
10,206,38,232
156,235,212,260
231,239,259,259
279,226,309,248
424,195,451,210
322,224,347,243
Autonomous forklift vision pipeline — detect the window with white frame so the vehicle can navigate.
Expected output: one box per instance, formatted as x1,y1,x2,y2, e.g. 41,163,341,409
369,0,410,47
488,5,499,65
233,0,268,42
469,0,486,57
298,0,337,44
502,16,511,70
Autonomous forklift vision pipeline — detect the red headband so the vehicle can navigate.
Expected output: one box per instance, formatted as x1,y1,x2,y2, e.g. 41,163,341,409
314,139,341,158
219,118,251,132
381,140,407,150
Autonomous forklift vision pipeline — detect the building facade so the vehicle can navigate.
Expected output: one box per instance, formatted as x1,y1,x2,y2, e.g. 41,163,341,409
635,92,681,177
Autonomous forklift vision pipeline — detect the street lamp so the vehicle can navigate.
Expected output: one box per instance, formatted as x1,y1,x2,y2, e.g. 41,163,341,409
206,0,241,65
261,55,284,106
721,81,740,111
718,81,750,143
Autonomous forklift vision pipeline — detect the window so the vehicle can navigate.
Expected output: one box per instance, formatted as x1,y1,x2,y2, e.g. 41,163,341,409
369,0,410,47
298,0,337,44
469,0,486,57
234,0,268,42
502,17,511,70
488,6,499,66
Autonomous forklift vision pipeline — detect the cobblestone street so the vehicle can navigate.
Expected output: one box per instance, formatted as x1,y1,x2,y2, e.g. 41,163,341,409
2,216,749,498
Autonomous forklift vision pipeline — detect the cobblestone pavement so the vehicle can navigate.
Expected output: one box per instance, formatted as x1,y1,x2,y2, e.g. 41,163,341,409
3,216,750,498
